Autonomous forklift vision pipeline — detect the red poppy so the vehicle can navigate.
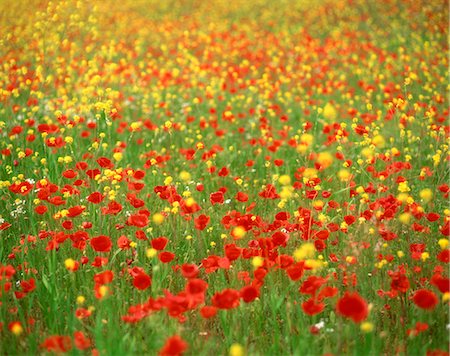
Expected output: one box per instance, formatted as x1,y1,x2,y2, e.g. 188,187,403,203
299,276,328,296
302,298,325,315
440,221,450,236
127,193,145,208
407,321,429,336
71,230,89,250
390,272,410,293
194,214,210,230
67,205,85,218
86,169,101,179
180,264,199,279
63,169,77,179
412,289,438,310
90,235,112,252
158,335,188,356
87,192,104,204
117,235,131,249
97,157,114,169
102,201,123,215
254,267,268,281
218,167,229,176
94,270,114,284
317,286,338,301
62,220,73,230
9,181,33,195
212,288,240,309
40,335,72,353
235,191,248,202
210,191,224,205
426,213,440,222
224,244,242,261
271,231,289,247
431,274,450,293
75,308,92,319
133,273,152,290
240,285,259,303
159,251,175,263
35,205,48,215
91,256,108,267
200,306,218,319
135,230,147,240
427,350,450,356
437,250,449,263
306,190,318,200
343,215,356,225
0,222,12,231
74,331,91,350
127,213,149,227
186,279,208,295
152,236,169,250
336,292,368,323
258,184,279,199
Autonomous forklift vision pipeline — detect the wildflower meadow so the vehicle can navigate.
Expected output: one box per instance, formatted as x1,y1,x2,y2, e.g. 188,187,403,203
0,0,449,355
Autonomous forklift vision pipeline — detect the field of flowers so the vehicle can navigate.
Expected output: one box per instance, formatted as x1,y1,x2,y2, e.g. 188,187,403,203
0,0,449,354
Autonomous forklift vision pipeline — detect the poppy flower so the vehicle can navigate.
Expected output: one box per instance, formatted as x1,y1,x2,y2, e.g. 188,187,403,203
159,251,175,263
35,205,48,215
210,191,224,205
117,235,131,249
299,276,328,296
102,201,123,215
94,270,114,284
186,279,208,295
87,192,104,204
271,231,289,247
62,169,77,179
336,292,368,323
75,308,92,319
235,191,248,202
90,235,112,252
127,193,145,208
240,285,259,303
390,272,410,293
71,230,89,250
427,350,450,356
97,157,114,168
180,264,199,279
158,335,188,356
74,331,91,350
412,289,438,310
194,214,210,230
67,205,85,218
258,184,279,199
152,236,169,250
133,273,152,290
62,220,73,230
437,250,449,263
91,256,108,267
302,298,325,315
407,322,429,336
343,215,356,225
317,286,338,301
212,288,240,309
200,306,218,319
40,335,72,353
127,213,149,227
135,230,147,240
224,244,242,261
431,274,450,293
